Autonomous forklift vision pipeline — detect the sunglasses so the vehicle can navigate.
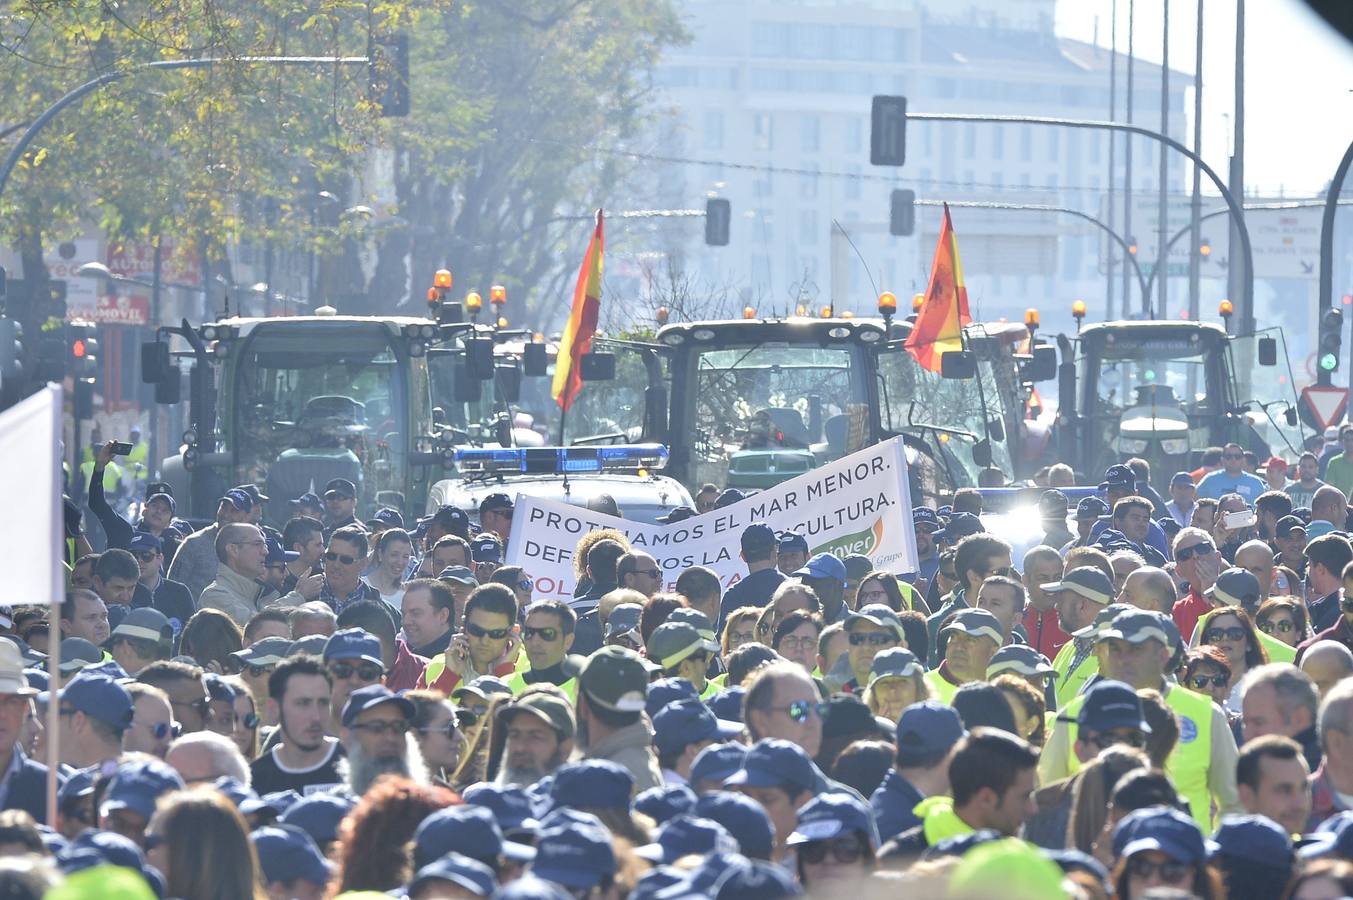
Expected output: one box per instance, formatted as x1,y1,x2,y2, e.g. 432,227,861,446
1127,857,1191,883
352,719,410,736
325,551,358,565
1258,619,1295,635
517,578,534,592
1188,673,1229,690
142,721,182,741
773,700,829,723
244,664,274,679
1174,541,1215,562
849,631,898,647
241,712,260,730
134,551,159,563
1087,730,1145,749
329,662,383,682
522,626,560,642
1202,626,1247,643
798,838,865,865
465,622,511,640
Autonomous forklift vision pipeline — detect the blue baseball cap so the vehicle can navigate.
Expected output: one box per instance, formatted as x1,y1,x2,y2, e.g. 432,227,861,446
1076,496,1110,521
1113,805,1213,864
530,822,617,890
716,488,746,509
252,824,333,887
323,478,356,499
707,686,747,723
58,766,97,809
934,512,984,543
265,534,298,566
56,638,103,675
472,533,502,563
1212,814,1293,867
710,857,803,899
100,758,185,820
693,791,775,860
410,851,498,898
145,492,176,514
1170,471,1195,488
1301,811,1353,859
645,677,699,718
493,875,573,900
1070,680,1152,734
912,507,942,529
633,784,697,826
605,603,643,642
278,793,355,846
793,552,847,586
322,627,384,666
220,488,253,510
370,507,404,529
287,634,329,658
895,701,966,766
59,672,133,732
787,792,880,849
414,804,535,870
460,783,541,835
656,505,696,524
128,531,161,553
723,738,817,794
1099,464,1137,491
776,531,809,554
740,522,776,555
653,698,742,757
637,815,738,865
550,760,635,812
65,830,161,893
340,684,413,728
689,742,748,789
292,491,323,510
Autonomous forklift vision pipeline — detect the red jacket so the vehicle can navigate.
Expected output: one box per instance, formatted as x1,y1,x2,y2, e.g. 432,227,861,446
385,639,429,692
1296,617,1353,664
1021,607,1070,660
1172,589,1211,645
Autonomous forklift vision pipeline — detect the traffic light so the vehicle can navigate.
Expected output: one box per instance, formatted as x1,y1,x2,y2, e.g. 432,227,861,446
368,32,410,117
69,323,99,420
889,189,915,236
0,317,22,408
705,198,730,246
1319,307,1343,377
870,95,907,167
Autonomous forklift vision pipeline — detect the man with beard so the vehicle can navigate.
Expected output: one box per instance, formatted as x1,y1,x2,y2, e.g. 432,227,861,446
339,683,428,796
251,656,345,795
490,689,576,787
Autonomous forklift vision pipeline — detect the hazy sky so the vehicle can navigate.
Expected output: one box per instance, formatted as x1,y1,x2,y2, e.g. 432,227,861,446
1055,0,1353,198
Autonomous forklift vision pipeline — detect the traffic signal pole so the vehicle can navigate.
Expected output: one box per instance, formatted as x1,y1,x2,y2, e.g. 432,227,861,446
1319,136,1353,388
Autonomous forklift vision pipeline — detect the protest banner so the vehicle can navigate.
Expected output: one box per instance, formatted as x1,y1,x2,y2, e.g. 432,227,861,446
505,437,917,601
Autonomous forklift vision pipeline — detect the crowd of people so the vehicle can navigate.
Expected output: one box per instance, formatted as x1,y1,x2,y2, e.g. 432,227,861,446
9,436,1353,898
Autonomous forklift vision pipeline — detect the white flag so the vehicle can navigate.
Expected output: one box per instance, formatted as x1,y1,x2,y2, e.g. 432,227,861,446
0,385,63,605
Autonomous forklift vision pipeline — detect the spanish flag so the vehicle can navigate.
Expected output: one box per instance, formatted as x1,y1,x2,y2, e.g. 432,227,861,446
905,203,971,373
552,209,604,412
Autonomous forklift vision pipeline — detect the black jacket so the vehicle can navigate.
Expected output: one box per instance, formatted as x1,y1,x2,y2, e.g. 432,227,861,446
3,747,61,824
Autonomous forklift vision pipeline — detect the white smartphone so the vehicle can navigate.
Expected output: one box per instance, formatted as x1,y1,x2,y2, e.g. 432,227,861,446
1223,509,1257,530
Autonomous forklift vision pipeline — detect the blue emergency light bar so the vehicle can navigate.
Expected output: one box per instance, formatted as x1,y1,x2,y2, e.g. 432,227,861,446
453,443,669,475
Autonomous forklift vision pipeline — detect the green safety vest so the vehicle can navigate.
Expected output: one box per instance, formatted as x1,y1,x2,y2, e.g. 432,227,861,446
914,795,974,846
1059,685,1215,827
1051,640,1100,709
924,669,960,706
699,679,720,700
505,670,578,702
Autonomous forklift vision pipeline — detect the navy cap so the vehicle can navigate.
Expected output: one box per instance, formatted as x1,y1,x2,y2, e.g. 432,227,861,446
895,701,966,766
322,478,356,498
787,792,880,849
322,627,384,666
493,875,572,900
471,533,502,563
1170,471,1196,488
711,857,803,900
292,492,323,509
370,507,404,529
1113,805,1213,864
1212,567,1262,608
287,634,329,658
232,636,292,668
1042,566,1115,606
538,807,605,832
1076,496,1111,521
212,776,260,812
1275,515,1306,538
65,830,160,892
846,603,906,641
1038,490,1070,517
100,758,184,820
793,552,847,586
414,804,535,870
868,647,924,687
340,684,413,728
689,742,748,788
1046,848,1110,885
531,822,617,890
265,534,299,566
55,638,103,675
1100,464,1137,491
637,815,738,865
220,488,253,510
252,824,333,887
437,565,479,587
411,851,498,898
460,783,540,835
723,738,816,793
111,607,172,647
1070,680,1152,733
657,506,696,524
633,784,697,826
1212,814,1293,868
128,531,162,553
740,522,776,555
1096,609,1176,647
776,530,810,553
986,644,1056,681
57,766,96,808
1300,811,1353,859
645,676,699,718
59,672,133,731
934,511,985,544
842,554,874,580
707,686,747,723
939,607,1005,645
235,484,269,504
653,698,742,756
912,507,941,529
550,760,635,812
667,607,716,642
278,793,355,845
605,603,643,642
479,491,514,514
693,791,775,860
715,489,745,509
921,829,1005,861
145,491,176,514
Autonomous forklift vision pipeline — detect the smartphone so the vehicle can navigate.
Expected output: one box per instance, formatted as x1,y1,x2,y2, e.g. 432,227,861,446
108,441,134,457
1223,509,1257,530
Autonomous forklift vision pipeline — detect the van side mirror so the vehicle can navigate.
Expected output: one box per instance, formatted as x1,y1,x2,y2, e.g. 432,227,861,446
940,350,976,380
466,338,495,380
1024,346,1057,382
1257,337,1277,366
580,351,616,381
972,438,993,468
141,341,170,384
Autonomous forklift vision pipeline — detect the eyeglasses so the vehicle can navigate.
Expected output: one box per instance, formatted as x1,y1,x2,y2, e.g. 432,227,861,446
629,568,661,579
522,626,560,642
730,630,756,644
848,631,898,647
858,589,890,603
1086,730,1146,750
1258,619,1295,635
798,838,865,865
768,700,829,723
1127,856,1191,883
517,578,534,592
1202,626,1247,643
777,636,818,652
134,551,159,563
325,551,358,565
352,719,410,735
244,664,274,679
465,622,511,640
1188,673,1229,690
329,662,383,682
1174,541,1215,562
418,722,460,739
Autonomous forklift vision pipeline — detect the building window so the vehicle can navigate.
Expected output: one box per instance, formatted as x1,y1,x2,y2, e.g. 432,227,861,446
1020,126,1033,162
963,125,976,160
799,209,818,244
846,117,862,154
845,165,861,200
992,125,1004,160
1048,129,1060,161
1089,133,1101,163
801,115,820,153
754,113,774,151
703,110,724,151
753,173,774,198
799,165,818,200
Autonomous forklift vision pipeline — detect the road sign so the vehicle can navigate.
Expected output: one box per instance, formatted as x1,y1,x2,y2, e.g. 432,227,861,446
1302,385,1349,430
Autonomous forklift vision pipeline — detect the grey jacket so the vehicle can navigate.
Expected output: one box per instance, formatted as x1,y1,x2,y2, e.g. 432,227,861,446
199,565,306,628
583,717,662,794
166,524,220,603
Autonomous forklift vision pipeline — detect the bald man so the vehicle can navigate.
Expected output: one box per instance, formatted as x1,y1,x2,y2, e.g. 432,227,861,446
1233,540,1276,608
1118,566,1178,616
1301,641,1353,699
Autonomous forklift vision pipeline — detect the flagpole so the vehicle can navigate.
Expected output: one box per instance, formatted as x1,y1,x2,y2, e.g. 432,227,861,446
45,384,62,826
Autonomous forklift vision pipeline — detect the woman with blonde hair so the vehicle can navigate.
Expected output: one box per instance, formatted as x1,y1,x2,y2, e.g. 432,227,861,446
145,786,268,900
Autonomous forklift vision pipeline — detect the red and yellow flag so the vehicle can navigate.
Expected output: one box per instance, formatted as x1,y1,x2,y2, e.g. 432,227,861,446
905,203,971,373
552,209,604,412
